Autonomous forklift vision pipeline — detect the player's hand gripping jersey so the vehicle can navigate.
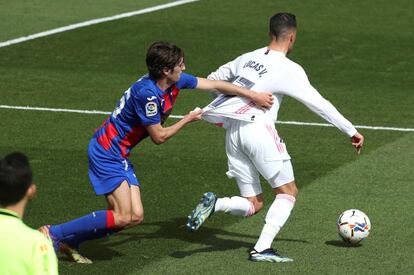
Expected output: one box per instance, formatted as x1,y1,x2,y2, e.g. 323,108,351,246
203,47,357,138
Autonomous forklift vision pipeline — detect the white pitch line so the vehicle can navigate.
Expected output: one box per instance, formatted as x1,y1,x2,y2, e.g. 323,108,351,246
0,105,111,115
1,104,413,133
0,0,200,48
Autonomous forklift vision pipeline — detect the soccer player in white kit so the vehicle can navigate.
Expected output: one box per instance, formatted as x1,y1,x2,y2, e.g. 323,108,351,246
187,13,364,262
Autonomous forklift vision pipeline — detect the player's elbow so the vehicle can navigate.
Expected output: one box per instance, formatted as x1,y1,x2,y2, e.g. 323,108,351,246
150,135,167,145
148,130,168,145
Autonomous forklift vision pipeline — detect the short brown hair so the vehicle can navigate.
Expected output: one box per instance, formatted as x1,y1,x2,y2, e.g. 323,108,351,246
146,41,184,80
269,13,297,40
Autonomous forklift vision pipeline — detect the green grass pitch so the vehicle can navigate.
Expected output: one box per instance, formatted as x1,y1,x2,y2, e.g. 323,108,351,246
0,0,413,274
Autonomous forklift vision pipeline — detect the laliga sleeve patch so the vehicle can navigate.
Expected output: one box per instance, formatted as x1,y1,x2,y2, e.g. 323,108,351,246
145,101,158,117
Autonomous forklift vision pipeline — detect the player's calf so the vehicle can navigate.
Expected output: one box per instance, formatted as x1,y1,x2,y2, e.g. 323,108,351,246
187,193,261,231
246,197,264,214
215,196,259,216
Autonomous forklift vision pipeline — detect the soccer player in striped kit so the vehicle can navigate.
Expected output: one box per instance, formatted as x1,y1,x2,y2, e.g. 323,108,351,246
38,41,273,263
187,13,364,262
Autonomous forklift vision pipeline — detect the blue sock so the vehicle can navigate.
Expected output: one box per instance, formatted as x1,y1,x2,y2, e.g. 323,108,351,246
63,228,114,249
50,210,111,241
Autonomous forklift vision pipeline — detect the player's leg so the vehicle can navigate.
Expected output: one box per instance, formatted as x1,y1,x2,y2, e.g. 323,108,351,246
187,190,260,230
105,180,136,229
214,181,264,216
39,181,132,252
250,159,296,262
241,122,295,262
55,180,138,263
68,181,143,264
104,159,144,229
214,121,264,217
39,208,116,250
187,122,260,231
126,185,144,228
41,181,133,245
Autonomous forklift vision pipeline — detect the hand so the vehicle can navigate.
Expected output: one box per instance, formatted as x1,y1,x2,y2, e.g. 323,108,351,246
38,225,51,240
252,92,274,109
351,132,364,155
185,107,203,122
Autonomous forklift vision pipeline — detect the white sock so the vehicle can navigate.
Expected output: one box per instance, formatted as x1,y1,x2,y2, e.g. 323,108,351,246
214,196,255,216
254,194,296,252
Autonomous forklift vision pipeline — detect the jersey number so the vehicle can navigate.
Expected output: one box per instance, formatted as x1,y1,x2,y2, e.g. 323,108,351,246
112,88,131,119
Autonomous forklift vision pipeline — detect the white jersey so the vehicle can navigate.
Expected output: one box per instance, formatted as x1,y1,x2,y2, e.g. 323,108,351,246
203,47,357,138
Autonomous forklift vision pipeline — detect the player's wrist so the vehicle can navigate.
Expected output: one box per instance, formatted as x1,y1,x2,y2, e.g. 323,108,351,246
247,91,258,101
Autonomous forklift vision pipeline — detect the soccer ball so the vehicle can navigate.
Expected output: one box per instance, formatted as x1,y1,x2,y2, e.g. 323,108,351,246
336,209,371,244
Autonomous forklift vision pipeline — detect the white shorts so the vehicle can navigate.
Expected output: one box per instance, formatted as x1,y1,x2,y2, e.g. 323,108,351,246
225,119,294,197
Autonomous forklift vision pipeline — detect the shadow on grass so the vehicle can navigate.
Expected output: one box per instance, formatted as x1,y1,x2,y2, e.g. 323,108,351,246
80,217,308,260
325,240,362,248
77,242,125,262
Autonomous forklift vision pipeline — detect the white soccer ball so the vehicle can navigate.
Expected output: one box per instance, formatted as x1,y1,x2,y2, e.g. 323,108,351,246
336,209,371,244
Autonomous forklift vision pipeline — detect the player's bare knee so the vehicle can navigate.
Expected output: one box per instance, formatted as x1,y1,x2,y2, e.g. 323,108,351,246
287,182,298,198
275,181,298,198
131,213,144,226
291,185,298,197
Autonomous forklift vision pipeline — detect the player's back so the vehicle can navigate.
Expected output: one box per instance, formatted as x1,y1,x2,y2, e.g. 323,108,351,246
232,47,305,122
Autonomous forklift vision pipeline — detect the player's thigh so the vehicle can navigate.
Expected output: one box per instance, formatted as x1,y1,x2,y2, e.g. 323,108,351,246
240,122,288,179
268,160,295,187
226,128,261,194
106,180,133,216
227,147,262,197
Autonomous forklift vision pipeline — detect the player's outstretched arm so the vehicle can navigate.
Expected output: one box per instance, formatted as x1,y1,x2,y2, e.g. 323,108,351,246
351,132,364,155
145,108,202,145
196,77,273,109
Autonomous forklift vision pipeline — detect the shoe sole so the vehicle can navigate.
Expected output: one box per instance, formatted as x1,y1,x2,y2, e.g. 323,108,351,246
249,255,293,263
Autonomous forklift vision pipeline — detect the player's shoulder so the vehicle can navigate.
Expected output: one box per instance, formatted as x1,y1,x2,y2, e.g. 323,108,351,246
283,57,307,76
7,220,53,249
176,72,198,89
27,227,56,258
131,75,159,98
178,72,197,83
21,222,51,243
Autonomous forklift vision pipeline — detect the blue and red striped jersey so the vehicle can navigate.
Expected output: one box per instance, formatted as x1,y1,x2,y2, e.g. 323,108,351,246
93,73,198,158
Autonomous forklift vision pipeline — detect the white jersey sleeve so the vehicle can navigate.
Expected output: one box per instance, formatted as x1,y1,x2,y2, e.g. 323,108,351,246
280,64,357,137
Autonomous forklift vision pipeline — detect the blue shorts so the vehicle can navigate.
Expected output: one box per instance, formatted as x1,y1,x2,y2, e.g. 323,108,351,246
88,138,140,196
